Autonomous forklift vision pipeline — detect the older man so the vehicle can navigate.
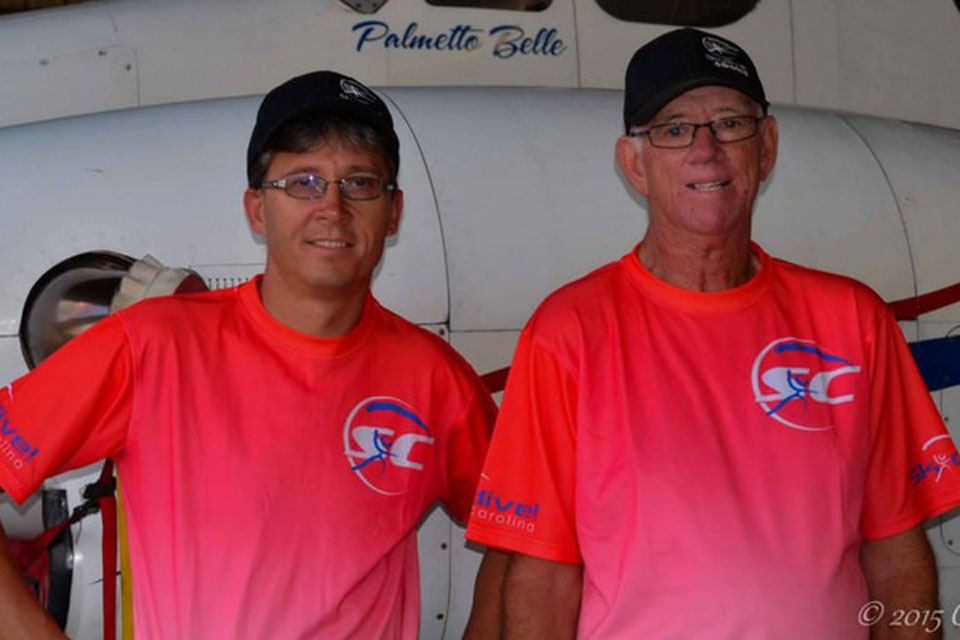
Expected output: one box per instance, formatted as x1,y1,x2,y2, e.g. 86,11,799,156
466,28,960,638
0,71,499,639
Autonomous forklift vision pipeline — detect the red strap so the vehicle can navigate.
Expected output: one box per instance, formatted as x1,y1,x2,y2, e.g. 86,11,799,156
889,282,960,320
480,366,510,394
11,460,117,637
99,460,117,640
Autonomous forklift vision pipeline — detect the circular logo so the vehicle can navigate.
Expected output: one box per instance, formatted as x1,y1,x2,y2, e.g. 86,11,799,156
751,337,861,431
343,396,434,495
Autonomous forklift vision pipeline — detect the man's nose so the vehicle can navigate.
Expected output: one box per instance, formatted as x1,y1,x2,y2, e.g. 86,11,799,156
314,182,348,220
688,124,723,157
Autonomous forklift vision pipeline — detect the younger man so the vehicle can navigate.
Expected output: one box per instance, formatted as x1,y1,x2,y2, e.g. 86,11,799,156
0,71,497,639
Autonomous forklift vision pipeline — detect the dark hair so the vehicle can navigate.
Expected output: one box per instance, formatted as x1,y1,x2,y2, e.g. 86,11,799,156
248,113,399,188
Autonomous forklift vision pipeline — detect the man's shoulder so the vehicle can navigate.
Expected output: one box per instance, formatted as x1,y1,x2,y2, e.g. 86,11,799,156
771,255,886,309
373,303,480,375
528,259,626,327
117,286,239,331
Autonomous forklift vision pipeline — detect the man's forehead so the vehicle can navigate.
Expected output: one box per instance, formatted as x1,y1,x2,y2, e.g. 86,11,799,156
651,85,757,121
270,143,389,174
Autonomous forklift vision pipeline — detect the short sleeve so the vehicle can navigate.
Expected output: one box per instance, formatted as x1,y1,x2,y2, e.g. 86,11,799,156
465,329,580,563
441,374,497,524
0,314,132,503
860,304,960,539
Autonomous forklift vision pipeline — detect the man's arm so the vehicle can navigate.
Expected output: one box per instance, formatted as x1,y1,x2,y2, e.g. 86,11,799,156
464,548,509,639
0,520,66,640
502,552,582,640
860,523,940,639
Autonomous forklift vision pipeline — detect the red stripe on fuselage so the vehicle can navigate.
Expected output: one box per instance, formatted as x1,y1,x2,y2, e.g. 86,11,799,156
889,282,960,320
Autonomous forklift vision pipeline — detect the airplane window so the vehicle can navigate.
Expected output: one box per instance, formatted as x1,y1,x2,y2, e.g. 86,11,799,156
0,0,87,16
596,0,760,26
425,0,552,10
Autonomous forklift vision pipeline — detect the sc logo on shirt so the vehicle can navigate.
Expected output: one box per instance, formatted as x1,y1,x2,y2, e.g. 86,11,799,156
751,337,861,431
343,396,435,496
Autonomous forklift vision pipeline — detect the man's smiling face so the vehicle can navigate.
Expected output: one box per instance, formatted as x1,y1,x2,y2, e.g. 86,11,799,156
626,85,777,239
244,138,402,300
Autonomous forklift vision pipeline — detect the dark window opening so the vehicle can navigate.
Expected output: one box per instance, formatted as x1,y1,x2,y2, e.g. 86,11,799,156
0,0,88,16
425,0,552,11
596,0,760,27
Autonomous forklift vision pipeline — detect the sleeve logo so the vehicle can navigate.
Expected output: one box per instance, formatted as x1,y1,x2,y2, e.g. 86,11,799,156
472,489,539,535
0,404,41,471
751,337,861,431
343,396,434,496
911,435,960,486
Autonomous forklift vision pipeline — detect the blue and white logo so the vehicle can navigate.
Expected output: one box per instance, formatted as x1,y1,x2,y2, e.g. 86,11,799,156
343,396,434,495
751,337,861,431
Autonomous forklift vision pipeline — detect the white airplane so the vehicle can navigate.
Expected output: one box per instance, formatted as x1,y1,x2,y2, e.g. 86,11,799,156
1,0,960,131
0,84,959,638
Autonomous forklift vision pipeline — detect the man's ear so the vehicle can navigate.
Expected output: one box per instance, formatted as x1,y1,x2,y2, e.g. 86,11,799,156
759,115,779,181
243,188,266,235
615,135,648,196
386,188,403,237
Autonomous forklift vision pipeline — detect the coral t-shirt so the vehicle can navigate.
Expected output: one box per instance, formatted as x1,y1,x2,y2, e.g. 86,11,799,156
466,245,960,639
0,278,495,639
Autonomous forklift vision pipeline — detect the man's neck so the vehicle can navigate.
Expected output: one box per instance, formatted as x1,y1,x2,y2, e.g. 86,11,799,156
637,229,758,292
257,274,368,338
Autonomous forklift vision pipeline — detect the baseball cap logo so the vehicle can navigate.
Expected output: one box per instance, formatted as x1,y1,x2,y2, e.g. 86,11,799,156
702,36,741,58
701,35,749,77
339,78,377,105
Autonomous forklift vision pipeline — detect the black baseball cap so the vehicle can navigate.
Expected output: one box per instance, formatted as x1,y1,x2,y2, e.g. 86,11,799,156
246,70,400,184
623,28,768,131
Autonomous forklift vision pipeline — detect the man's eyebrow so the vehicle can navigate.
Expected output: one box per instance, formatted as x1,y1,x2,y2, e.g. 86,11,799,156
652,104,751,125
281,164,382,176
342,164,382,175
651,109,688,124
281,165,320,176
712,105,748,116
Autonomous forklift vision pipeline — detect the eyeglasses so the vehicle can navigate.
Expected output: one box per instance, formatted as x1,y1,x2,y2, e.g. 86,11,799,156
629,115,764,149
261,172,397,201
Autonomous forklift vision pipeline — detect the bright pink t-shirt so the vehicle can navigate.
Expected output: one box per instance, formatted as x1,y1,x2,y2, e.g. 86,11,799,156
0,278,495,639
466,245,960,639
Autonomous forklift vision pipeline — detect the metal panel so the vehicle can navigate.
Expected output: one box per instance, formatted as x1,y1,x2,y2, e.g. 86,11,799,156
389,87,643,331
934,564,960,640
845,116,960,324
752,109,914,302
575,0,795,103
0,94,447,331
833,0,960,130
0,336,27,385
394,87,917,331
0,45,138,128
445,330,519,638
927,322,960,573
417,506,453,640
791,0,841,110
94,0,576,106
